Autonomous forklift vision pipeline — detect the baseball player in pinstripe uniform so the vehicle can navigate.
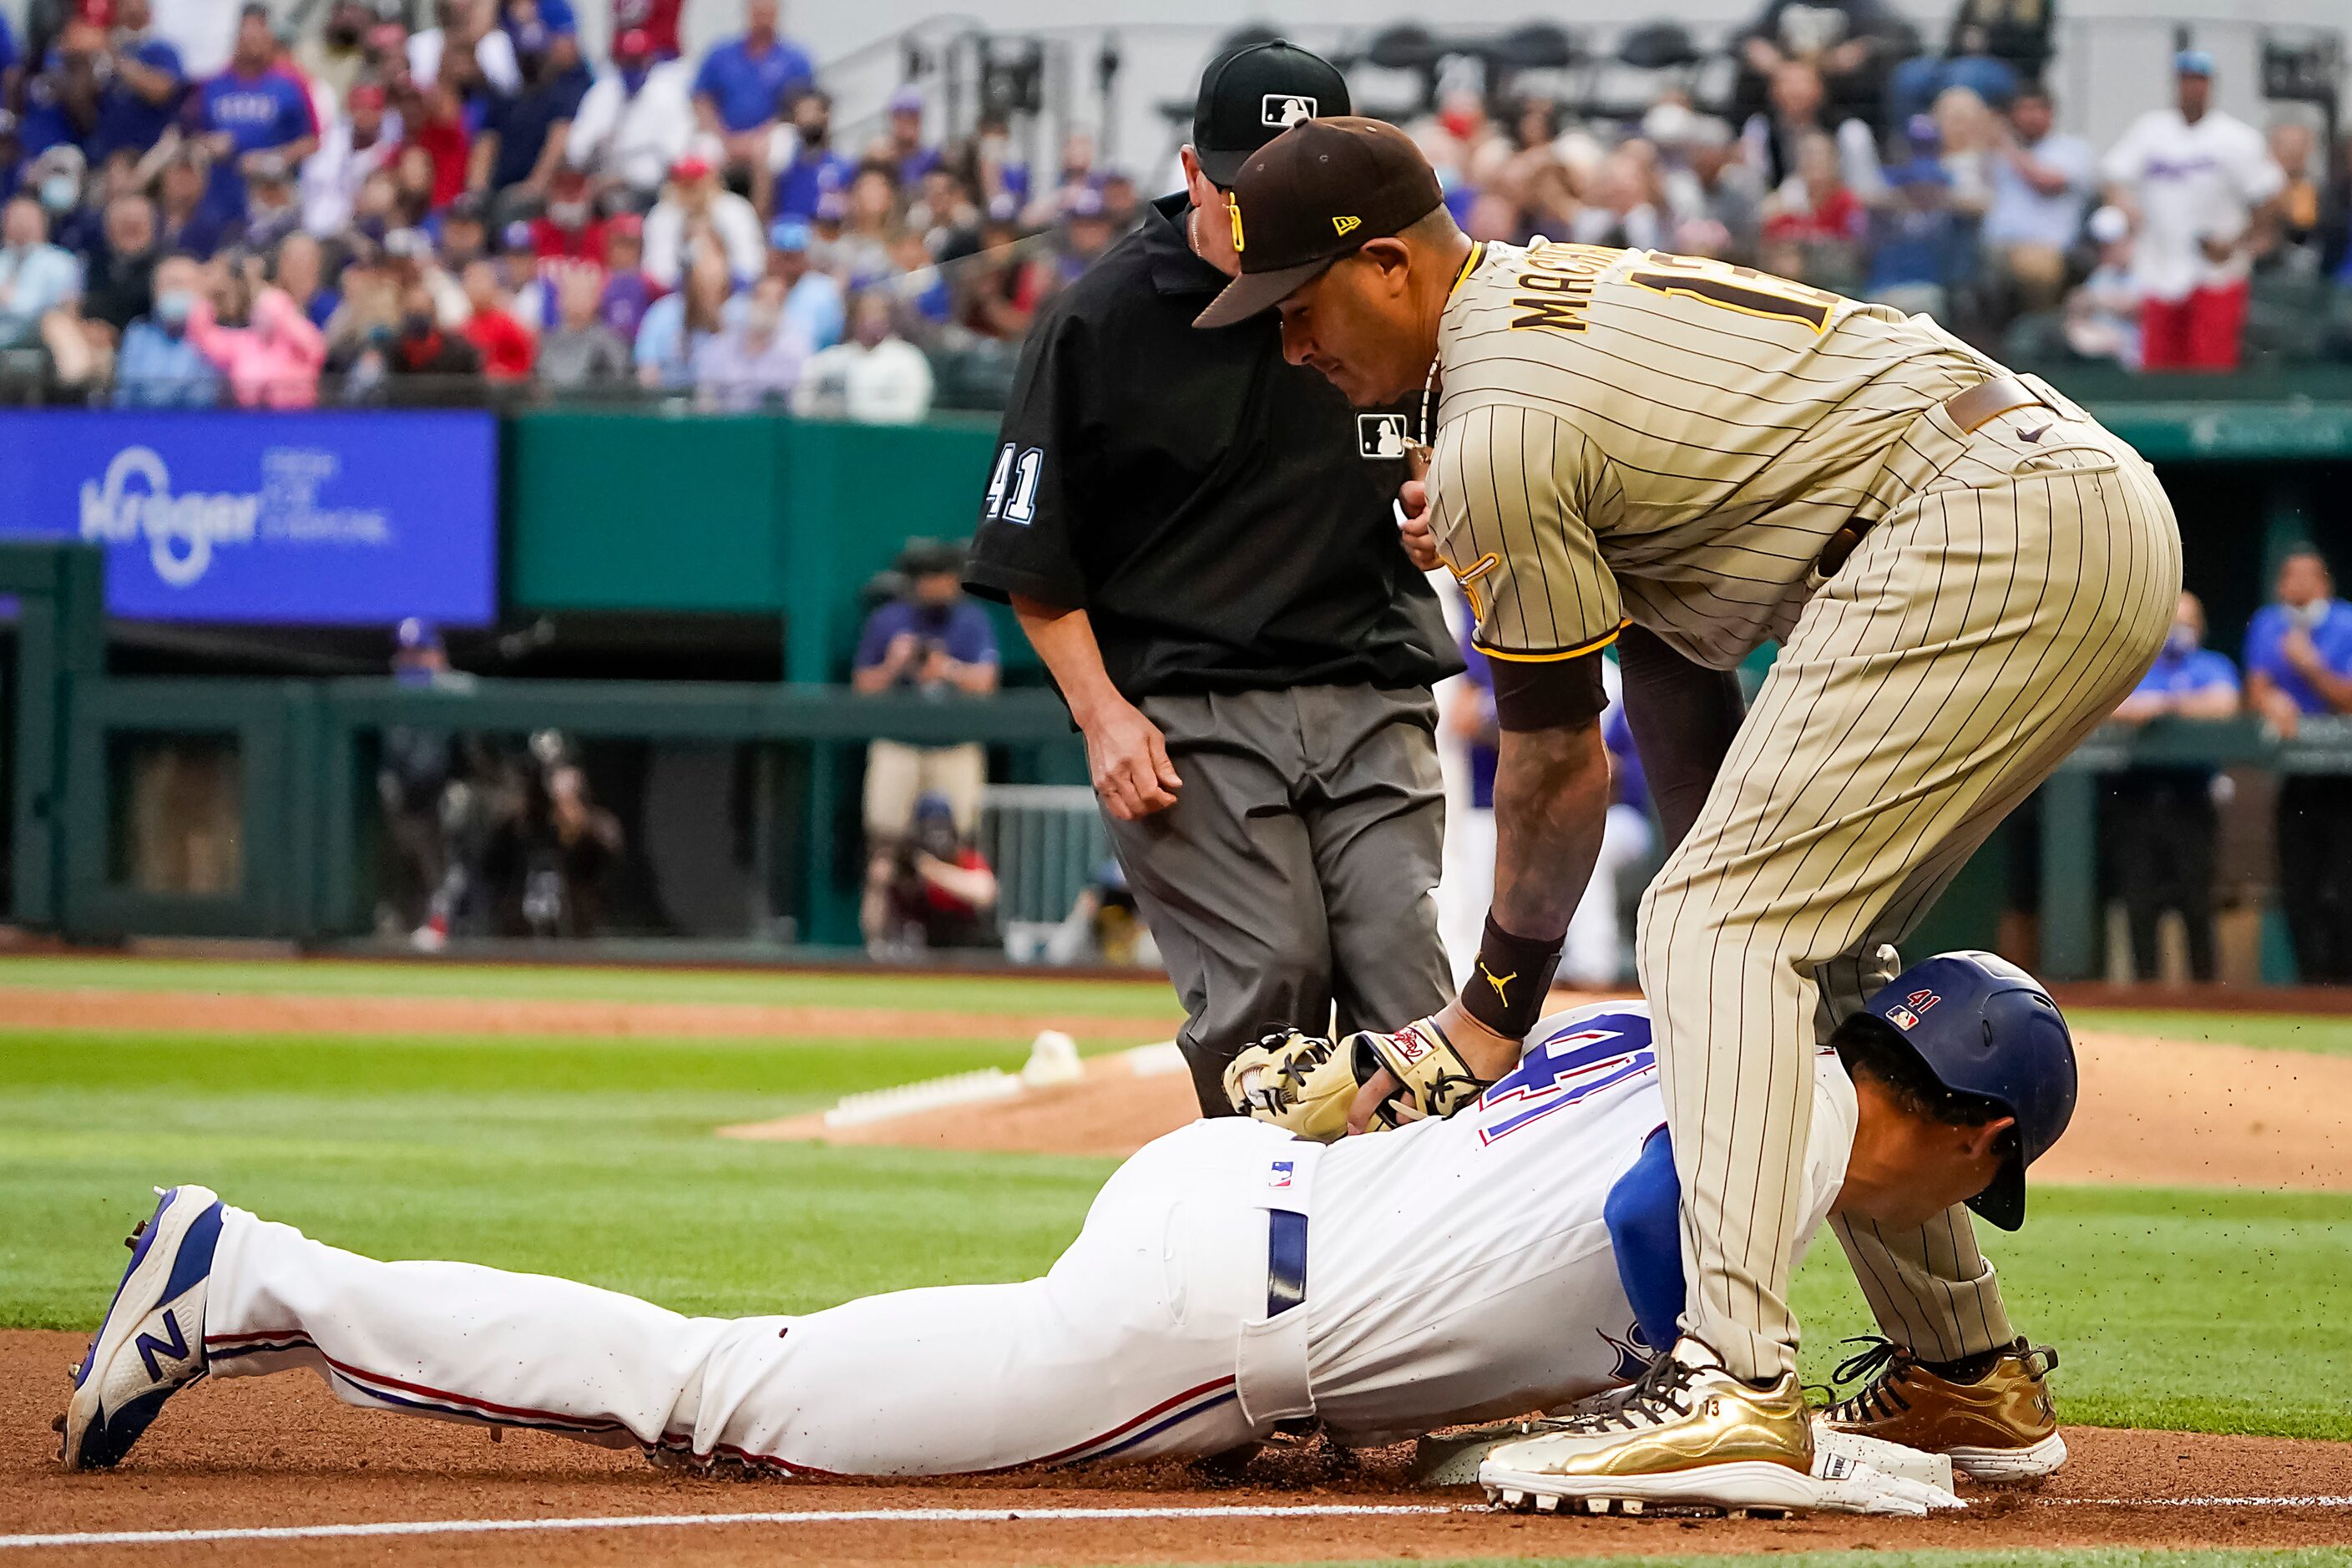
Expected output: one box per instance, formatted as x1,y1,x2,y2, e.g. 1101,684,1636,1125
1199,118,2177,1510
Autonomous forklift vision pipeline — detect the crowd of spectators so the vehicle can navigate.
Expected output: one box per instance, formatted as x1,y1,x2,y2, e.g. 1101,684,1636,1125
2103,548,2352,986
3,0,2346,414
0,0,1153,412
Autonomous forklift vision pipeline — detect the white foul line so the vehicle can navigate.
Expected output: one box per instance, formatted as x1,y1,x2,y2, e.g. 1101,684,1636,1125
13,1495,2352,1551
0,1503,1461,1551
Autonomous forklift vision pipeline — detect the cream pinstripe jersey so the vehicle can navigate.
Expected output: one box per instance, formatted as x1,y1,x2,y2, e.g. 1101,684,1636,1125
1428,240,2005,670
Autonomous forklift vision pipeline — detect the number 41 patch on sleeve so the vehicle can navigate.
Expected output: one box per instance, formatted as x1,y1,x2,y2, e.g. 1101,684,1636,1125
983,443,1044,524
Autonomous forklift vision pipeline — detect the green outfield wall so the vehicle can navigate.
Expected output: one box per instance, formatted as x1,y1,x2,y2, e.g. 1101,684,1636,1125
5,375,2351,967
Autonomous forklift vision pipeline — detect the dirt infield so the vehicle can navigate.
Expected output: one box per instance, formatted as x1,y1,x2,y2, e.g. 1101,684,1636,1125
727,1029,2352,1192
9,1332,2352,1565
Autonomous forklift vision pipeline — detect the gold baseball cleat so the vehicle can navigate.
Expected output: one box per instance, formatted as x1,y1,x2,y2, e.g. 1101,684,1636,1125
1477,1337,1817,1515
1815,1336,2066,1480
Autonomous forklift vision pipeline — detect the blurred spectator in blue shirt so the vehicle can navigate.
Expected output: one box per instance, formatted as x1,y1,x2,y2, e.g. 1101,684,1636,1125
189,5,320,224
0,194,82,356
852,538,999,849
691,0,812,178
770,87,850,222
882,85,938,186
154,144,238,258
769,215,843,348
17,17,106,159
2106,590,2238,982
596,212,656,339
1983,84,2092,313
2246,549,2352,733
113,253,221,405
633,238,736,388
2245,549,2352,982
90,0,187,162
1865,124,1955,320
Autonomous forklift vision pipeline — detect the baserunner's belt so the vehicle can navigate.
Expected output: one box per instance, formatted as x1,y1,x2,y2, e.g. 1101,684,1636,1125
1818,375,2054,576
1267,1209,1308,1318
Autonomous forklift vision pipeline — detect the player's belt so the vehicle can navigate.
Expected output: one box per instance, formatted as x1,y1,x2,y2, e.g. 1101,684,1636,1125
1819,376,2053,575
1267,1209,1308,1318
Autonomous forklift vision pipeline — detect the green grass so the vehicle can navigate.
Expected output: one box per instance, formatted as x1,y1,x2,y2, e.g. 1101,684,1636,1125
1789,1184,2352,1439
2073,1009,2352,1059
0,954,1182,1016
1203,1556,2352,1568
0,1025,1117,1329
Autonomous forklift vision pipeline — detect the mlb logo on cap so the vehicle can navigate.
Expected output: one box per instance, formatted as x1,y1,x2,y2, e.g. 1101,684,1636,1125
1262,93,1318,129
1357,413,1409,460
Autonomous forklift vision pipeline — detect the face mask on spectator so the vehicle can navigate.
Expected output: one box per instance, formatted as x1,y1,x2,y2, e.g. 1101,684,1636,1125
549,200,589,229
2164,622,2198,658
402,309,437,339
2289,600,2329,630
154,290,195,329
39,175,77,213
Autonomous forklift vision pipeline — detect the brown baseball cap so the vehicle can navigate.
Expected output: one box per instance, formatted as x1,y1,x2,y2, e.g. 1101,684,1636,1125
1193,115,1445,330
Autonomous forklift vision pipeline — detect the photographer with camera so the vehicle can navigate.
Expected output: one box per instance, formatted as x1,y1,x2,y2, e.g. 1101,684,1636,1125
852,539,1000,864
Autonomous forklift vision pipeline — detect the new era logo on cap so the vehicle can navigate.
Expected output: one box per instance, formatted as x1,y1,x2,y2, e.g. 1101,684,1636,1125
1262,93,1318,128
1333,215,1361,235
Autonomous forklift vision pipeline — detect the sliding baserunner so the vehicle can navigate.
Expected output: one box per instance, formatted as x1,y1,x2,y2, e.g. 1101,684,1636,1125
63,957,2061,1515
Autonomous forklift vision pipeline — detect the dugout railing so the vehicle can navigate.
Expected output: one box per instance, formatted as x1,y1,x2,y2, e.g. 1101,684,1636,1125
8,529,2352,979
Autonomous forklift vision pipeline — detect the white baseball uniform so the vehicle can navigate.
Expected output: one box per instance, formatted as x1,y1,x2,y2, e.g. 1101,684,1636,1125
199,1004,1856,1474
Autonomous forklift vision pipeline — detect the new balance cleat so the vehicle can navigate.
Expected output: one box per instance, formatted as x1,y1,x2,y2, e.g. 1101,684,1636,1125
61,1186,224,1470
1478,1338,1818,1515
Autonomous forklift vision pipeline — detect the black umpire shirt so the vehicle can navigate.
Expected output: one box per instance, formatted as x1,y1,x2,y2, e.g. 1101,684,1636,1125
964,193,1461,701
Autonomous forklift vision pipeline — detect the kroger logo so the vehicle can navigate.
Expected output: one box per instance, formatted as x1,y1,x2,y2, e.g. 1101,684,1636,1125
78,447,260,588
76,445,391,589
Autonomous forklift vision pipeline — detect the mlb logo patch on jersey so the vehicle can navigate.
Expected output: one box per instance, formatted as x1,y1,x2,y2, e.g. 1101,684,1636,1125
1887,1004,1920,1029
1262,93,1318,129
1358,413,1409,460
1268,1160,1295,1190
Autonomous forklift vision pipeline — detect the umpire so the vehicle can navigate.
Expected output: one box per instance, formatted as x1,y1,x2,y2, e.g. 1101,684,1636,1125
964,41,1460,1115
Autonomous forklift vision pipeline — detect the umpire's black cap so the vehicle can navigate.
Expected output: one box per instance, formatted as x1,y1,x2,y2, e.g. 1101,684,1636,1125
1192,39,1351,186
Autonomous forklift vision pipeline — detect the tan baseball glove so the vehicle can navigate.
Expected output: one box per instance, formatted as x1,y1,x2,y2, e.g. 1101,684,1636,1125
1224,1029,1368,1141
1225,1017,1494,1140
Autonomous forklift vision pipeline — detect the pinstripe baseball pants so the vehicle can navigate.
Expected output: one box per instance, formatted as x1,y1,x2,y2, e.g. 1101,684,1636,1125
1637,388,2181,1383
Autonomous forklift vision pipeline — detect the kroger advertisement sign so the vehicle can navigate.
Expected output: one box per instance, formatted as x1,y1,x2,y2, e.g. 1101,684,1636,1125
0,411,498,625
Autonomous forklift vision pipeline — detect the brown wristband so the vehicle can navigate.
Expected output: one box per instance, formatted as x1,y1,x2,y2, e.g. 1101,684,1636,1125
1459,915,1565,1039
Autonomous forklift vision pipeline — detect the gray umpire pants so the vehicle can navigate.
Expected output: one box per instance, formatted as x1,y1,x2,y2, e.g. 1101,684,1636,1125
1104,683,1454,1116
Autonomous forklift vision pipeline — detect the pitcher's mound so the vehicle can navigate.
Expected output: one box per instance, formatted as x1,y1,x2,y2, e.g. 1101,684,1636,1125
721,1042,1199,1158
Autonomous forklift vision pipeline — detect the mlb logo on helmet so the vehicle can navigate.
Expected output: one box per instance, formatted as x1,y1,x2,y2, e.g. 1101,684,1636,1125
1886,1004,1921,1029
1262,93,1318,128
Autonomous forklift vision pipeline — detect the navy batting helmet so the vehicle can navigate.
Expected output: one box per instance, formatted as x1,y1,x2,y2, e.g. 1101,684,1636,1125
1858,952,2076,1231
